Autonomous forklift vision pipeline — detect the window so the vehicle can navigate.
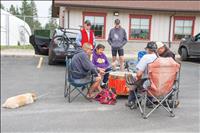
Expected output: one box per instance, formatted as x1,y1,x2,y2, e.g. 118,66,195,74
83,12,106,39
129,15,152,40
173,16,195,41
195,33,200,42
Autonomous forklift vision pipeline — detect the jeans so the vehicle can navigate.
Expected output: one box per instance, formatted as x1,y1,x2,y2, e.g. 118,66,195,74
102,67,112,83
128,78,147,102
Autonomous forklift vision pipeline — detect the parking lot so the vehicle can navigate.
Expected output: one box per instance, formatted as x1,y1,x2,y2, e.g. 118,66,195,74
1,56,200,133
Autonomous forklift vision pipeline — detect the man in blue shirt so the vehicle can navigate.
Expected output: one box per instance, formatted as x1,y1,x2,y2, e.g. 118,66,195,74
71,43,104,98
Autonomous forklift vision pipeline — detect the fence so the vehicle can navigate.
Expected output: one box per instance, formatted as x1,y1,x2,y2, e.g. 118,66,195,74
0,11,59,46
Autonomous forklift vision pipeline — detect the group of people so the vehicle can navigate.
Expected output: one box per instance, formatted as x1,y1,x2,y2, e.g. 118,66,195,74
71,19,175,102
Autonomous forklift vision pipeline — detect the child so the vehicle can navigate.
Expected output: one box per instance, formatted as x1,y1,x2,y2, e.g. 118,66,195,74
92,44,111,86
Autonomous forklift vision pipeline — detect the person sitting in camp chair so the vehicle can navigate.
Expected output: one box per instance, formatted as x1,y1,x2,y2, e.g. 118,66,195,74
125,41,158,108
92,44,112,87
71,43,105,99
155,41,180,108
156,41,175,59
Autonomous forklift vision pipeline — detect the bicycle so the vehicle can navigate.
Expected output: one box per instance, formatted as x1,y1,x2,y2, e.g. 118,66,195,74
53,27,79,51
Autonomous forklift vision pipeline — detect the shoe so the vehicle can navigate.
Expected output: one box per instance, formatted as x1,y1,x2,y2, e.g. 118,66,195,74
146,101,153,108
125,101,137,109
163,101,179,108
100,82,107,88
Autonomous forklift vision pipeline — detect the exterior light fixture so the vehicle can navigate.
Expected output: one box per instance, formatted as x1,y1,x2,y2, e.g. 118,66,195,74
114,11,119,16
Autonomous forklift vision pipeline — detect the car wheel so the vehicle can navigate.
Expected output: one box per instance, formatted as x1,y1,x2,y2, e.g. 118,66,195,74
180,48,188,61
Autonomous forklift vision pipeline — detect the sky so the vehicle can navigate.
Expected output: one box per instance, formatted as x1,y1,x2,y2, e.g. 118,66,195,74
1,0,53,26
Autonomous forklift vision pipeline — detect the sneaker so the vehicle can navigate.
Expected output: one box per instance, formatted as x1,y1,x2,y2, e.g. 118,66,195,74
100,82,107,88
125,101,137,109
146,101,153,108
163,101,180,108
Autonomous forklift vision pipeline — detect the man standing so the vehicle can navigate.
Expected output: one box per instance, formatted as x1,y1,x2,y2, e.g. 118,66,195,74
76,20,95,48
108,19,127,71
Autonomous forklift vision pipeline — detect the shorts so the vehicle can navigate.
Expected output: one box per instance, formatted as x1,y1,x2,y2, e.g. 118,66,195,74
112,49,124,56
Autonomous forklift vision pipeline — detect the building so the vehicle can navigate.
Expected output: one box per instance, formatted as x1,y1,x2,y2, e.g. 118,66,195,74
52,1,200,53
1,9,31,46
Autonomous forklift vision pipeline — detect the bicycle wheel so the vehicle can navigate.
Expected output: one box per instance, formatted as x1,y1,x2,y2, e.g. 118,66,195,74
53,36,69,50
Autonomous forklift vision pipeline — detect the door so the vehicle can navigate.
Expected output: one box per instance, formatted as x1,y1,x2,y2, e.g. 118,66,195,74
188,33,200,55
29,30,51,55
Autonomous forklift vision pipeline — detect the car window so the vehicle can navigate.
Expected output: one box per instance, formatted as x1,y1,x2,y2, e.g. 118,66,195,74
195,34,200,42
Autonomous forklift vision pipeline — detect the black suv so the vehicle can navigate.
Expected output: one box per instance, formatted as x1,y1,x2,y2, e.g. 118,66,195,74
178,33,200,60
30,28,79,65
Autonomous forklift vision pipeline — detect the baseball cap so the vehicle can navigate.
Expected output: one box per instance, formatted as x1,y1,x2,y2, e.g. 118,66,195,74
145,41,157,51
84,20,91,26
156,41,165,49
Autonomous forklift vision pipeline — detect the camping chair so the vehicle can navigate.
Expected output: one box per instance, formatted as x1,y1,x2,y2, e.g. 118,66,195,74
128,57,181,119
64,56,93,103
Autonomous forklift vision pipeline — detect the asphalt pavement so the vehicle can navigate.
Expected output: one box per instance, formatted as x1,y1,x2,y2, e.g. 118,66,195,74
1,56,199,133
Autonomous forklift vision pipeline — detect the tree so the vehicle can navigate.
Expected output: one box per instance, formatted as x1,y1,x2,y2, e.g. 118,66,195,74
15,6,21,16
0,3,5,10
20,0,42,33
9,5,17,15
44,6,58,31
8,5,21,19
30,0,37,17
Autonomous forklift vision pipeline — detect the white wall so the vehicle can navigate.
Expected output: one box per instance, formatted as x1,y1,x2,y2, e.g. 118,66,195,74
151,13,170,42
194,15,200,35
62,8,200,42
106,11,129,40
1,9,31,46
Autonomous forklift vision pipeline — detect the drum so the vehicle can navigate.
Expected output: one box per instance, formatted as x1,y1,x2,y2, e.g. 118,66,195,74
108,71,136,95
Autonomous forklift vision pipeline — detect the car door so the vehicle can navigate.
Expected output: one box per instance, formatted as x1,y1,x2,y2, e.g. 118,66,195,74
29,30,51,55
188,33,200,55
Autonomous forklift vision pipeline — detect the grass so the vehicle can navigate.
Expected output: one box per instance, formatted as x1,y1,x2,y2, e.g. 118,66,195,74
0,45,34,50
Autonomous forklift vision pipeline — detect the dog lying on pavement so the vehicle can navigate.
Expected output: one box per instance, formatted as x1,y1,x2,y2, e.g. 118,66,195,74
2,93,37,109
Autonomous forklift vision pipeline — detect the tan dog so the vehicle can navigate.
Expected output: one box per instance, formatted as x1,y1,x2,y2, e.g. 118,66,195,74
2,93,37,109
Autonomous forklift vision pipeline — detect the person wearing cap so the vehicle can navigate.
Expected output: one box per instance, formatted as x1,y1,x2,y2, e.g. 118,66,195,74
156,41,175,59
108,19,127,71
76,20,95,48
125,41,158,108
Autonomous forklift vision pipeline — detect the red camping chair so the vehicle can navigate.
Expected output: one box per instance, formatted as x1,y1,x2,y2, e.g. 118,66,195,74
135,57,181,119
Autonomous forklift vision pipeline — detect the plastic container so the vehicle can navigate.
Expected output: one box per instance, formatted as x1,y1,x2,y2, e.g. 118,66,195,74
137,51,147,62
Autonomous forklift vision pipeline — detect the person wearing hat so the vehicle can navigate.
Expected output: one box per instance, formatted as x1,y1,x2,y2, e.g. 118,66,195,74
156,41,175,59
125,41,158,108
108,19,127,71
76,20,95,48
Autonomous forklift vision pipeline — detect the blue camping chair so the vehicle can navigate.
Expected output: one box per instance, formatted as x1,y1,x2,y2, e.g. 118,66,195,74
64,56,93,103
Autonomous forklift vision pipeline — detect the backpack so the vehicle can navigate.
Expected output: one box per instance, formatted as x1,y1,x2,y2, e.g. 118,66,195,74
95,88,117,105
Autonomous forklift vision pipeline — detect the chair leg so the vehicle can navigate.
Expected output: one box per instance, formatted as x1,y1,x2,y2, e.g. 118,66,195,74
143,92,147,119
68,85,71,103
64,79,68,98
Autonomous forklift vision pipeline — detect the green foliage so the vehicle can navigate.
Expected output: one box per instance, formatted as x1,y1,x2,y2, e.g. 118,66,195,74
44,6,58,32
9,5,20,16
0,45,33,50
7,0,42,34
0,3,5,10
